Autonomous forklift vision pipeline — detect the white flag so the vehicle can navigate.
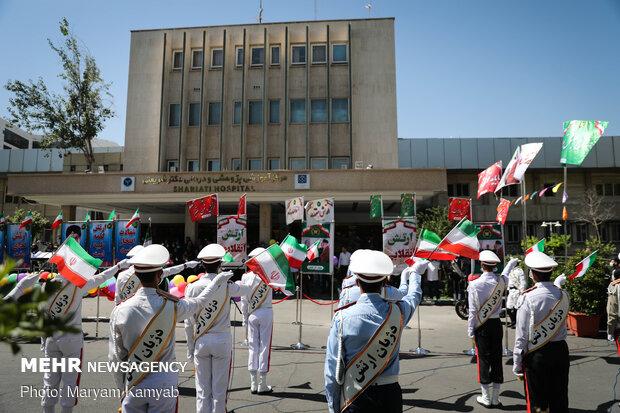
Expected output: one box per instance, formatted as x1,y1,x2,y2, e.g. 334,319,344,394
305,198,334,224
496,143,543,192
285,197,304,225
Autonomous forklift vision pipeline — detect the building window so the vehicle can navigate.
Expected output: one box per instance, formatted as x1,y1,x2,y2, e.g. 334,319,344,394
169,103,181,127
574,223,588,242
542,183,555,197
332,43,348,63
248,101,263,125
291,45,306,65
268,158,280,170
331,98,349,123
187,160,199,171
235,46,244,67
611,222,620,242
251,46,264,66
312,44,327,64
231,158,241,171
501,185,519,197
331,157,350,169
289,158,306,170
207,159,220,171
596,183,618,196
191,49,203,69
172,50,183,70
290,99,306,123
69,165,76,172
208,102,222,125
270,45,280,65
188,103,201,126
311,99,328,123
447,183,470,197
311,157,328,169
211,48,223,68
248,159,262,170
269,99,280,124
167,160,179,172
232,101,242,125
506,223,521,243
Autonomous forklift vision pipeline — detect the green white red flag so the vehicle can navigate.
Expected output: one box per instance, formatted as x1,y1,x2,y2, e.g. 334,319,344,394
525,239,545,255
437,218,481,260
107,209,117,221
413,229,456,261
568,251,598,280
561,120,608,165
307,240,321,261
246,244,294,295
125,209,140,229
51,211,63,230
280,234,308,270
50,237,103,287
19,211,33,229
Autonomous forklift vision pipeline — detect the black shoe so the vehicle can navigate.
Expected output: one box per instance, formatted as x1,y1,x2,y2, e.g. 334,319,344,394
257,387,273,395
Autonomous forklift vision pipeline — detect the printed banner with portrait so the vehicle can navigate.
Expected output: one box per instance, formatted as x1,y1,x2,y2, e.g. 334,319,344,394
88,220,114,267
115,219,141,262
301,223,334,274
382,218,417,271
7,224,31,268
217,215,248,265
61,221,88,248
474,223,505,273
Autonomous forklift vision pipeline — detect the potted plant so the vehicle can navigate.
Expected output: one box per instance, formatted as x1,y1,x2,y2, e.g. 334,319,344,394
559,238,614,337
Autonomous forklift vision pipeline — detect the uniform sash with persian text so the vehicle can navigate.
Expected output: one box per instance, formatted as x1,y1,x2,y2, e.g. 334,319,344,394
48,282,79,319
528,291,569,353
247,278,269,316
194,284,228,339
476,279,506,328
118,272,140,303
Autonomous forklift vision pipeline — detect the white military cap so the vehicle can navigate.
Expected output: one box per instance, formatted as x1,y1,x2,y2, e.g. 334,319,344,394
248,247,266,258
129,244,170,273
126,245,144,258
524,251,558,273
479,250,501,265
198,243,226,263
348,250,394,283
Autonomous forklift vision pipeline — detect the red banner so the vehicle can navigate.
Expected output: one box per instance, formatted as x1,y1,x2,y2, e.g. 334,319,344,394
477,161,502,199
186,194,219,222
448,197,471,221
237,193,247,217
496,198,511,225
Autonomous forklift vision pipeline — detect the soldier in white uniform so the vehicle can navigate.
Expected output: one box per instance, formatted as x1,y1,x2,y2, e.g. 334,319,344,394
468,250,519,408
184,244,252,413
238,247,274,394
5,260,128,413
506,260,527,327
109,244,232,413
513,251,569,413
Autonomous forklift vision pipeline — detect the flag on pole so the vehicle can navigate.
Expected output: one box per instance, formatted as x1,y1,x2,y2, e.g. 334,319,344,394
107,210,117,221
562,206,568,221
561,120,609,165
222,252,234,263
246,244,294,295
400,193,415,217
237,194,247,217
413,229,456,261
514,196,523,205
496,198,511,225
437,218,481,260
125,209,140,229
285,197,304,225
280,234,308,270
83,212,91,224
477,161,502,198
187,194,219,222
552,182,563,193
369,194,383,219
307,240,321,261
448,197,472,221
51,211,63,230
562,190,568,204
496,143,543,192
538,187,550,197
568,251,598,280
525,239,545,255
19,211,33,229
50,237,103,287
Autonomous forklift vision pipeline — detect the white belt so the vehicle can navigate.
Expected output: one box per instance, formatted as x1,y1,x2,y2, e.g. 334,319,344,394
373,375,398,386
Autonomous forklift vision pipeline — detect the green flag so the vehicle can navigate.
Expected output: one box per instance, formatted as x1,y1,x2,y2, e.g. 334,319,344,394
107,209,117,221
222,252,234,263
400,193,415,217
560,120,609,165
369,195,383,219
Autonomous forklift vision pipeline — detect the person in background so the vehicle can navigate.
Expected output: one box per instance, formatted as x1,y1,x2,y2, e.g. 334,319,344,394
506,260,527,328
426,260,441,303
338,247,351,280
610,255,620,281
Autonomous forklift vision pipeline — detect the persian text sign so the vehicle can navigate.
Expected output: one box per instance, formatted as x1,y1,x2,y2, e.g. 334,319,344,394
382,218,417,267
115,219,140,262
88,221,114,267
141,173,287,193
217,215,248,264
7,224,31,268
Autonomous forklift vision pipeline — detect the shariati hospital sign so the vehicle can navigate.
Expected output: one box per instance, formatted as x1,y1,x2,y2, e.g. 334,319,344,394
141,173,288,193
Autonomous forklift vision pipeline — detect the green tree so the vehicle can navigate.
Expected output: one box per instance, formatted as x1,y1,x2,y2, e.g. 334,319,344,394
520,233,570,258
8,209,49,240
5,18,114,170
417,206,451,237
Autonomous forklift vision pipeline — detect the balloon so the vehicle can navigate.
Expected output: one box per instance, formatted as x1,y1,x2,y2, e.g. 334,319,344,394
87,288,98,296
168,280,175,289
0,278,7,287
108,283,116,293
172,274,185,287
187,275,198,284
177,281,187,295
17,273,28,282
7,273,18,283
169,286,182,298
39,271,51,281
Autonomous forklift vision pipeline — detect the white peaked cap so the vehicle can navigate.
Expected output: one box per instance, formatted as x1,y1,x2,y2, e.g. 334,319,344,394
129,244,170,273
348,250,394,283
479,250,501,265
198,243,226,263
126,245,144,258
248,247,266,258
524,251,558,273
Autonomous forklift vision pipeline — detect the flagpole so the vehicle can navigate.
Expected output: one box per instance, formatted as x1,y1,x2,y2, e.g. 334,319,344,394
290,271,309,350
521,179,527,243
500,224,512,357
563,165,568,262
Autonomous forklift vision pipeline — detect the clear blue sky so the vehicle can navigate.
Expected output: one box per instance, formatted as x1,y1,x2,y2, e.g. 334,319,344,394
1,0,619,145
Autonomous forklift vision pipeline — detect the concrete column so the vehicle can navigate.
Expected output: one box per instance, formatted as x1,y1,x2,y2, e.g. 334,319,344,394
184,208,197,242
259,203,272,244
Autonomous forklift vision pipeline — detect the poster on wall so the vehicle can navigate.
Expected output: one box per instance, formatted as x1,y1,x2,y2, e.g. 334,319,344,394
61,221,88,248
382,217,417,272
217,215,248,265
115,219,141,262
474,223,505,273
88,220,114,267
7,224,31,268
301,222,334,274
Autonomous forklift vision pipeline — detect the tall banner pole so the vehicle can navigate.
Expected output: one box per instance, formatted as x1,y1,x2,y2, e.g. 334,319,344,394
563,165,568,261
330,219,335,316
290,271,309,350
500,224,512,357
95,293,100,339
521,179,528,241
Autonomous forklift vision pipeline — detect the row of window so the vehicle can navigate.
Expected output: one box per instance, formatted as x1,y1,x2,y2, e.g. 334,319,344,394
173,43,348,70
448,183,559,198
596,183,620,197
169,98,349,127
167,156,350,172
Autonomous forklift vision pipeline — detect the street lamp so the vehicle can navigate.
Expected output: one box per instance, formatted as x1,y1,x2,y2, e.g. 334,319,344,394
541,221,562,235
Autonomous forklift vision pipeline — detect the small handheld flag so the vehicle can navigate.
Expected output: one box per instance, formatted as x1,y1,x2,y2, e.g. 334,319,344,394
125,209,140,229
307,240,321,261
51,211,63,230
19,211,33,229
525,239,545,255
107,209,117,221
280,234,308,270
50,237,103,287
568,251,597,280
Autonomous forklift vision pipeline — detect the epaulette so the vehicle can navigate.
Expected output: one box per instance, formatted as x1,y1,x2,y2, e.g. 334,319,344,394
156,289,180,302
523,286,537,294
334,301,356,313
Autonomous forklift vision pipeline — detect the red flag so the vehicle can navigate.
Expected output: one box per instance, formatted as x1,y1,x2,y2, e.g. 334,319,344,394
19,211,33,229
448,197,471,221
477,161,502,199
496,198,511,225
237,193,247,216
186,194,219,222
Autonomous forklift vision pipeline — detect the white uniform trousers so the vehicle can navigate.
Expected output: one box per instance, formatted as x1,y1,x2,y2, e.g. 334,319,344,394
247,307,273,373
121,371,178,413
41,333,83,413
194,332,232,413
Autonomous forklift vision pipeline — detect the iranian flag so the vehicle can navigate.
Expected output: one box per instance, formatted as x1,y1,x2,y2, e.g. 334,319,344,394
222,252,234,263
525,239,545,255
437,218,481,260
307,240,321,262
568,251,598,280
19,211,33,229
246,244,294,295
413,229,456,261
280,234,308,270
51,211,63,230
50,237,103,287
125,209,140,229
107,209,117,221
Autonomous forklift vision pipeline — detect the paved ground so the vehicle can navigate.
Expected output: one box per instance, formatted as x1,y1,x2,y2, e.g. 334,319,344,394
0,297,619,412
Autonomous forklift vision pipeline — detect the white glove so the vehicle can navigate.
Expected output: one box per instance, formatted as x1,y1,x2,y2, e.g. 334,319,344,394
215,271,234,284
608,334,615,342
186,260,200,269
554,274,567,289
411,259,429,274
506,257,520,271
118,259,131,270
